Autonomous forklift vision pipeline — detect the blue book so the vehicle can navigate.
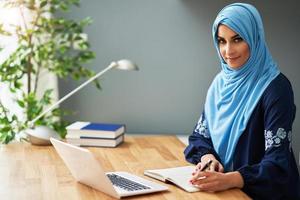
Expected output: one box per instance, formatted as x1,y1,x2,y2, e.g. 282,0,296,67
66,121,125,139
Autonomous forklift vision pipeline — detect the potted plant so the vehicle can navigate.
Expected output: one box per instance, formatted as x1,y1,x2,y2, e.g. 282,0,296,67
0,0,100,144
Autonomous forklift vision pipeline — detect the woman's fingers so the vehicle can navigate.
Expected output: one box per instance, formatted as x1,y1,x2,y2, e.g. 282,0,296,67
193,159,224,177
192,163,202,175
191,170,205,181
196,162,202,171
190,171,214,183
209,161,217,171
196,181,218,191
206,160,220,172
191,171,228,192
191,172,223,192
191,171,243,192
218,163,224,172
209,160,224,172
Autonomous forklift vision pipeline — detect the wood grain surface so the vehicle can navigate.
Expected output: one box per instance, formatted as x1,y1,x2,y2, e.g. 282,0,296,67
0,135,251,200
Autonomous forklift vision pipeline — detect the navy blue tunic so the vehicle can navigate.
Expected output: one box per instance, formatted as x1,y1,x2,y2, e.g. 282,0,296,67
184,73,300,200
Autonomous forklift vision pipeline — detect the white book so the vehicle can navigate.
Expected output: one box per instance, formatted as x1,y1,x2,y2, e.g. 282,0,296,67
66,134,124,147
144,166,200,192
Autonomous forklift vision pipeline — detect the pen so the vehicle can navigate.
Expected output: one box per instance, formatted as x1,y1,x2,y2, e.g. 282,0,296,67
200,159,213,171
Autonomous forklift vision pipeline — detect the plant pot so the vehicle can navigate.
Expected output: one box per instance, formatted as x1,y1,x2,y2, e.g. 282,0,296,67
25,126,59,146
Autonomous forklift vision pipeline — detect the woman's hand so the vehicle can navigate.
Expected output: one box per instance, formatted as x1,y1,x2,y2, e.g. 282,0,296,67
190,171,244,192
194,154,224,172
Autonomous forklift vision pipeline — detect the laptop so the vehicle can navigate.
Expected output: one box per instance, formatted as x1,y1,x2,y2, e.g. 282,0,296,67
50,138,168,199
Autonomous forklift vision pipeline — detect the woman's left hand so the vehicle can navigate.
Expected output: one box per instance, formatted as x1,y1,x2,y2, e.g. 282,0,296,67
190,171,244,192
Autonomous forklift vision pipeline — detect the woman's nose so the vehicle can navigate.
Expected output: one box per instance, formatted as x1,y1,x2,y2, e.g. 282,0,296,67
225,43,236,56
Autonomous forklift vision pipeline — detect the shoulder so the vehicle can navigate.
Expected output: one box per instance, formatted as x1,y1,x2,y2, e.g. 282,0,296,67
262,73,294,104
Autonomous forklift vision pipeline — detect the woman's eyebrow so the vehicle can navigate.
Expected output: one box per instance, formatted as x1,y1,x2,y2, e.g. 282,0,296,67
231,34,240,39
217,34,240,39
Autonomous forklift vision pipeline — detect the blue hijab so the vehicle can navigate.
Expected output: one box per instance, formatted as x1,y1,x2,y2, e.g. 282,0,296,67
205,3,280,171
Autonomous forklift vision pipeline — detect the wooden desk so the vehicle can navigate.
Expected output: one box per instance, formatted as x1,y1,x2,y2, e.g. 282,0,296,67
0,135,250,200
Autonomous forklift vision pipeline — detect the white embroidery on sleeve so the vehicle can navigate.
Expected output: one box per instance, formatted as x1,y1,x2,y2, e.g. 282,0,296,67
264,128,291,151
195,114,210,138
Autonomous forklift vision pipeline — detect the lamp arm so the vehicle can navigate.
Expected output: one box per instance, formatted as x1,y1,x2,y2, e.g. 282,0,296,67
29,62,117,127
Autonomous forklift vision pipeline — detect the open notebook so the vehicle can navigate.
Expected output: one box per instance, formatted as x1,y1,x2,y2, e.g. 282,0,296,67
144,166,200,192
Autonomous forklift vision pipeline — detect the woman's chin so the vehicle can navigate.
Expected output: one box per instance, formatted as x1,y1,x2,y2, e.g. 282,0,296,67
228,63,243,69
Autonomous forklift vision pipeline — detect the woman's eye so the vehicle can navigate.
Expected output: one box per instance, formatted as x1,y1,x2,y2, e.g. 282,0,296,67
217,38,225,44
234,37,243,43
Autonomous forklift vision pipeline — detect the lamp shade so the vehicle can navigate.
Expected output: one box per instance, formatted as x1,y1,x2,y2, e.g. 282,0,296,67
115,59,139,71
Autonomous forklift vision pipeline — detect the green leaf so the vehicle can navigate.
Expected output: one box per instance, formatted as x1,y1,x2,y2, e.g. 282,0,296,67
80,17,93,27
14,81,22,89
0,118,9,124
17,100,25,108
12,115,18,121
1,126,11,132
40,0,47,8
60,3,68,11
95,81,101,90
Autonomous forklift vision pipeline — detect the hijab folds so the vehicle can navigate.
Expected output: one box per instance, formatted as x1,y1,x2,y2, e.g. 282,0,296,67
205,3,280,171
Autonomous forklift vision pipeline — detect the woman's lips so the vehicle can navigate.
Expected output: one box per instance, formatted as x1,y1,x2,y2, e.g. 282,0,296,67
226,56,240,62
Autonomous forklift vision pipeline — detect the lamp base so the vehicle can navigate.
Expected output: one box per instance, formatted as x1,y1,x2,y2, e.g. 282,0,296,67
25,126,59,146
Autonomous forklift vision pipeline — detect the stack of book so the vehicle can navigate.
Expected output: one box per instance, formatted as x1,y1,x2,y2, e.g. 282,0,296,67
65,121,125,147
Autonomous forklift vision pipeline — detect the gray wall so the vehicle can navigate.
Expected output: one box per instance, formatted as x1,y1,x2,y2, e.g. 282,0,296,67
60,0,300,167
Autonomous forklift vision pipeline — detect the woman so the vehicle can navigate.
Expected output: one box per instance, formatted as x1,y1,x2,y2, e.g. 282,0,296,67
184,3,300,199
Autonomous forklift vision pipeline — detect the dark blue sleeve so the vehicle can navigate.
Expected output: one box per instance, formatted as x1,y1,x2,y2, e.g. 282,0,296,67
184,111,220,164
238,76,298,199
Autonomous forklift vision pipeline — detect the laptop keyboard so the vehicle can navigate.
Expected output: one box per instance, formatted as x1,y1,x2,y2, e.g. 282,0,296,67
107,174,151,191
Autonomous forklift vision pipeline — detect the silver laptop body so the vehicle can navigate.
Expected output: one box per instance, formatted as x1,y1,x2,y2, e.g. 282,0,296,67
50,138,168,199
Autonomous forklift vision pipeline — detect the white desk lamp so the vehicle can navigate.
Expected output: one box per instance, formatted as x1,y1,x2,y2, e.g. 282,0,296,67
25,59,139,145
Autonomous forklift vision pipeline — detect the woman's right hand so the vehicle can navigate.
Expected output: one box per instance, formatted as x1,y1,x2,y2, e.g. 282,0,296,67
194,154,224,173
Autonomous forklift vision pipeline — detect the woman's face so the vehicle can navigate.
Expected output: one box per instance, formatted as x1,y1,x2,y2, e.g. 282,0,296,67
217,24,250,69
